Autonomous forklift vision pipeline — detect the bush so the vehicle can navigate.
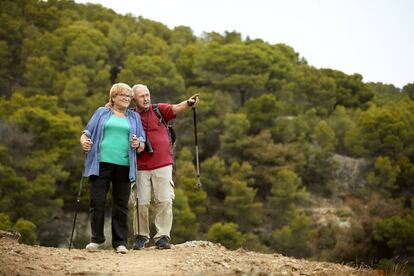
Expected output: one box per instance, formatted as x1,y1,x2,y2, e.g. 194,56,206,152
0,212,12,230
271,212,312,258
243,232,268,252
372,213,414,257
14,218,38,245
206,222,244,249
172,188,198,243
378,258,411,276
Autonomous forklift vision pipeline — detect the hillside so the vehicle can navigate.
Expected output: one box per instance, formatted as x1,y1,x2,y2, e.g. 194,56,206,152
0,233,378,276
1,0,413,273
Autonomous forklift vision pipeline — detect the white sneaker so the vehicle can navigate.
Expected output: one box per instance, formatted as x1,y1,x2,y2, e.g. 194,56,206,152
85,242,104,251
115,245,128,254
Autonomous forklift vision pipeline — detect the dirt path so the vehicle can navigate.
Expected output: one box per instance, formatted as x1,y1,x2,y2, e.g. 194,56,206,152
0,235,379,276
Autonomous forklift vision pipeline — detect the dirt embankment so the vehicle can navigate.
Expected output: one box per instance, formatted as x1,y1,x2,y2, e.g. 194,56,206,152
0,232,379,276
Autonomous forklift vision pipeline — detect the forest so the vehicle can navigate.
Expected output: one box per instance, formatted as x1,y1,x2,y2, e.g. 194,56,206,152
0,0,413,272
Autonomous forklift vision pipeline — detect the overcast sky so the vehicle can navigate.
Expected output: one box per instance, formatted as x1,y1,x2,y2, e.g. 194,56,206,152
75,0,413,88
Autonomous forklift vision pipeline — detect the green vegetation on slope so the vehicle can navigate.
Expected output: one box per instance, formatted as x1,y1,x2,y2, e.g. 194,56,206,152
0,0,413,272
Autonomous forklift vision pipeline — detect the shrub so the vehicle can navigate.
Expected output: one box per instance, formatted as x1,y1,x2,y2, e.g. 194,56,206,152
14,218,37,245
0,212,12,230
206,222,244,249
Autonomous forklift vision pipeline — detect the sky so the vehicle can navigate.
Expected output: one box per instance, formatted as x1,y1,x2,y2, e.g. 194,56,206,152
75,0,414,88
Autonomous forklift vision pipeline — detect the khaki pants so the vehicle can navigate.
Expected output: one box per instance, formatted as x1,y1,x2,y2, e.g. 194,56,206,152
129,165,175,242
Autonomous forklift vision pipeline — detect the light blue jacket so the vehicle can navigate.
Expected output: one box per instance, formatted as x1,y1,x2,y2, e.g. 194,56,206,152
82,107,145,183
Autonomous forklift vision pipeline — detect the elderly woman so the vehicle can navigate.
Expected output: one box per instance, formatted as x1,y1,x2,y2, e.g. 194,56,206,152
80,83,145,254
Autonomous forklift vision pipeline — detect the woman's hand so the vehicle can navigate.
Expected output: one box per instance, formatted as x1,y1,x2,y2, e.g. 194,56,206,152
80,134,93,152
131,135,139,149
132,134,145,153
132,135,145,153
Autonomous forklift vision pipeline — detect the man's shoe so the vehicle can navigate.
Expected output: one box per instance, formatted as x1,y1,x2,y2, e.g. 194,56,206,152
115,245,128,254
132,235,148,250
155,236,171,250
85,242,104,251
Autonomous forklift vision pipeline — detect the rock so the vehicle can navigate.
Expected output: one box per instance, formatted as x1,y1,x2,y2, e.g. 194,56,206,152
0,230,21,241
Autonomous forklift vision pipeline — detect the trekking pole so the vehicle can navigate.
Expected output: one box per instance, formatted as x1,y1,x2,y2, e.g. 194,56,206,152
69,156,86,250
192,106,202,189
135,183,140,236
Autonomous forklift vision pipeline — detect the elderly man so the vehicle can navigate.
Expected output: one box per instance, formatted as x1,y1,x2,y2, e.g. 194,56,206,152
130,84,198,250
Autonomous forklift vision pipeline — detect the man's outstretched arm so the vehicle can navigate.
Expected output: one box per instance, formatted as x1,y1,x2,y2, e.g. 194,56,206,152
172,94,199,115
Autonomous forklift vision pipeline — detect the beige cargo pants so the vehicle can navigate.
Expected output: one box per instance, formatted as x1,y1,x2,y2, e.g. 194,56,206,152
129,165,175,242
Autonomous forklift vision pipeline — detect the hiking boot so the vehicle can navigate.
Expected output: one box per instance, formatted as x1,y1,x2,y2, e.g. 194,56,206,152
115,245,128,254
155,236,171,250
132,235,148,250
85,242,104,251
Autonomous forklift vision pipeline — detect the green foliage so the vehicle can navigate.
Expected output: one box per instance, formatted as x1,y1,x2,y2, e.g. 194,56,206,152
124,33,168,57
244,130,306,198
193,91,235,157
175,44,199,84
0,212,12,230
327,106,366,156
206,222,244,249
327,220,369,263
359,100,414,159
284,66,336,116
269,169,309,209
243,232,268,252
54,22,109,67
0,93,80,229
174,148,207,216
14,218,37,245
377,258,412,276
0,0,412,267
202,31,242,44
396,157,414,198
172,188,198,243
118,54,185,102
170,26,196,46
222,162,263,229
271,116,309,144
368,82,407,106
322,194,405,263
300,144,338,196
244,94,283,134
65,31,108,67
268,168,309,228
219,113,251,163
0,40,12,95
367,156,400,196
402,82,414,101
372,213,414,257
23,56,57,95
316,225,337,251
321,69,373,109
200,156,226,193
135,17,171,41
193,42,273,106
271,211,312,258
311,120,337,152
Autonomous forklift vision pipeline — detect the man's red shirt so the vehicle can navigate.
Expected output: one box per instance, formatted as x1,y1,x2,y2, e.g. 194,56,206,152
137,104,175,170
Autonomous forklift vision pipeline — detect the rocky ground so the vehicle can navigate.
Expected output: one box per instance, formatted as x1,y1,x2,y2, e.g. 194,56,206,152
0,232,380,276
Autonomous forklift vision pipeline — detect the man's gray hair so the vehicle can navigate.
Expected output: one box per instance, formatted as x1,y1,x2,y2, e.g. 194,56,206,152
132,84,149,95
